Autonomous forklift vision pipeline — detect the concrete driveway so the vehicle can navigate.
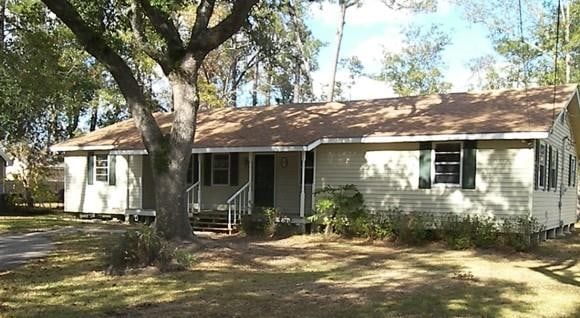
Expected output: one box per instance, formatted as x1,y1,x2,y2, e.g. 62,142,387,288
0,231,54,271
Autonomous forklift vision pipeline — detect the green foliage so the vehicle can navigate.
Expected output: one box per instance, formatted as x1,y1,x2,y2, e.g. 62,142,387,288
378,23,452,96
460,0,580,88
441,215,498,250
240,208,283,237
106,226,195,274
499,217,542,252
310,184,366,235
353,207,542,251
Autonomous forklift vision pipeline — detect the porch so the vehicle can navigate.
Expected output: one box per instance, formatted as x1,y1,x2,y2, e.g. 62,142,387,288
126,151,315,232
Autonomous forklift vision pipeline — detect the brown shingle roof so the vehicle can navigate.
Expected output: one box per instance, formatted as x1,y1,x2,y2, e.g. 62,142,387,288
52,85,579,151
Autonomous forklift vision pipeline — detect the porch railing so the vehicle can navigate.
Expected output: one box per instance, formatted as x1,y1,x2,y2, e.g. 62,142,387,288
186,181,200,215
226,181,251,231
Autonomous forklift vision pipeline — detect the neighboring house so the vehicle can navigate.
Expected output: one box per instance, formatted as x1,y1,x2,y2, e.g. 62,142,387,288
0,149,12,194
51,85,580,236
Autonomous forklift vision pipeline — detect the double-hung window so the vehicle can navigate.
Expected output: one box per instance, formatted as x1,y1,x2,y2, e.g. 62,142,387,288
538,143,547,189
212,154,230,185
95,154,109,182
433,143,462,185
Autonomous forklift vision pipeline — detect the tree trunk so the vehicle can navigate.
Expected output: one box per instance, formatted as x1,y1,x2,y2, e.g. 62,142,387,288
252,60,259,106
89,107,98,132
328,3,347,102
0,0,5,50
563,3,571,84
293,57,301,103
150,69,199,241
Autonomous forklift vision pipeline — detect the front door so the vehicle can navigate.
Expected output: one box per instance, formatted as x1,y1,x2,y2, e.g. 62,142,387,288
254,154,275,208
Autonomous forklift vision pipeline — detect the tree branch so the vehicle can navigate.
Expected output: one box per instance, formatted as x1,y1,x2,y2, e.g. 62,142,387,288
129,0,172,73
190,0,259,53
41,0,164,150
191,0,216,37
136,0,184,60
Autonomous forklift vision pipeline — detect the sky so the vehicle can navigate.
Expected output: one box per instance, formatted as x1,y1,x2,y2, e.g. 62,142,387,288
305,0,497,100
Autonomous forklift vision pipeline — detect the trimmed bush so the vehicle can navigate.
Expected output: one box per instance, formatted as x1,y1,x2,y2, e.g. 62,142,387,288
310,184,367,236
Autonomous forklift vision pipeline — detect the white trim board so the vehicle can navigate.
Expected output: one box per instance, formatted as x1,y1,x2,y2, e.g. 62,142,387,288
52,131,551,155
0,149,12,165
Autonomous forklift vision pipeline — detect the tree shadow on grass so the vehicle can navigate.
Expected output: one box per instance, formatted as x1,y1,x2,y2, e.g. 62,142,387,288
0,232,538,318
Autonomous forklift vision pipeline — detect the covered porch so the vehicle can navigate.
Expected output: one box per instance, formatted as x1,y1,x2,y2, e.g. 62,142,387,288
127,150,315,232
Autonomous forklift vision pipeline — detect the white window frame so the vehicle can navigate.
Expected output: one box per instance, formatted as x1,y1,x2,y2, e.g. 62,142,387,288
537,142,547,190
94,154,109,183
211,153,230,186
432,141,463,186
569,155,577,188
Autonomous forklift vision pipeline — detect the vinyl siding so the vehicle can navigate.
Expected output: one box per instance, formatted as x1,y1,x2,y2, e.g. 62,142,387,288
315,140,534,218
200,153,250,210
275,152,303,215
532,110,578,229
64,152,128,214
127,155,143,209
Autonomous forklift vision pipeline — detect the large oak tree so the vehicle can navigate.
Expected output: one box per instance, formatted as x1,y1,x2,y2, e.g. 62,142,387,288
41,0,259,241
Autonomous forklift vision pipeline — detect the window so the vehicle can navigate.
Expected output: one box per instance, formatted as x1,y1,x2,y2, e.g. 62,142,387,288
434,143,461,184
538,143,546,189
548,146,558,190
300,151,314,185
95,154,109,182
569,155,577,187
212,154,230,185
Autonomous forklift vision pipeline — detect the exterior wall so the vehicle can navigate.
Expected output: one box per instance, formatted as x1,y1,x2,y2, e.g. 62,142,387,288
275,152,307,215
141,156,156,210
198,152,307,215
200,153,250,210
532,111,578,229
64,152,129,214
315,140,535,218
127,155,143,209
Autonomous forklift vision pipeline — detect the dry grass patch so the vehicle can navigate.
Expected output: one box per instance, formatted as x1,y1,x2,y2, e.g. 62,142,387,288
0,225,579,317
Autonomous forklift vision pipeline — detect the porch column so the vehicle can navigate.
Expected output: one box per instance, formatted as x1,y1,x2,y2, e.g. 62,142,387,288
197,154,202,213
248,152,254,214
300,151,306,218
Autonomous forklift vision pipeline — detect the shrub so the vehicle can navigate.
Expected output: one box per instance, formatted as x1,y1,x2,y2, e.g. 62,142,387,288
240,208,286,237
357,212,396,240
499,217,542,251
395,212,430,244
309,184,366,236
106,226,194,274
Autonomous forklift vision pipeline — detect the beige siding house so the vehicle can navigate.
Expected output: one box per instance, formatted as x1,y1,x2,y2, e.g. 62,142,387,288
52,85,580,234
0,149,11,194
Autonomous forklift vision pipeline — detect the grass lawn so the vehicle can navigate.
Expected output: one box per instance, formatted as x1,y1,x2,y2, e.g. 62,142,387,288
0,218,579,317
0,214,125,234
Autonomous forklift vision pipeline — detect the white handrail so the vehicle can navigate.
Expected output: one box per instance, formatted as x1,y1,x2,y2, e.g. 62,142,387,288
186,181,200,215
226,182,251,232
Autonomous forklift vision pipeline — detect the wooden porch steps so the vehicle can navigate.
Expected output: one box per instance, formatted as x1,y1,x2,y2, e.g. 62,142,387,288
190,210,238,233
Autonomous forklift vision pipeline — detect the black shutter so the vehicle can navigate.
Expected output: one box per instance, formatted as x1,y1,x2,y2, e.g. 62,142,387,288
462,141,477,189
204,154,212,186
534,140,540,190
419,142,432,189
544,145,549,191
193,154,199,183
230,153,239,186
87,152,94,185
108,155,116,185
554,150,559,192
187,155,193,184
